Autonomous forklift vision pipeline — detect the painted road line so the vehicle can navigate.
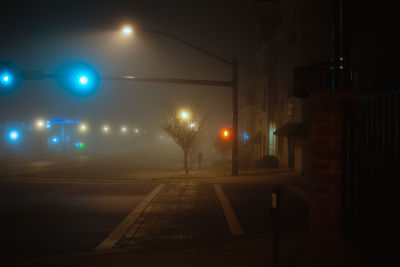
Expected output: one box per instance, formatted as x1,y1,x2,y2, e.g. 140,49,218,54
214,184,244,236
95,183,165,250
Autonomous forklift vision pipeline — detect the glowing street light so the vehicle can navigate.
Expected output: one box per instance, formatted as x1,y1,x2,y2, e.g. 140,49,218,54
121,126,128,134
79,123,88,133
102,125,110,134
34,119,47,159
180,110,190,120
122,26,133,35
35,119,46,130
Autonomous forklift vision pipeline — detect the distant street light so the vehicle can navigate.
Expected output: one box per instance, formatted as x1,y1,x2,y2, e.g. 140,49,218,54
34,119,47,159
78,123,88,133
180,110,190,120
35,119,46,130
102,125,110,134
120,126,128,134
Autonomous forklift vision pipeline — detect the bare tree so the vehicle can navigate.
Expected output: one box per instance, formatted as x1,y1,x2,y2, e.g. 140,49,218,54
159,101,207,175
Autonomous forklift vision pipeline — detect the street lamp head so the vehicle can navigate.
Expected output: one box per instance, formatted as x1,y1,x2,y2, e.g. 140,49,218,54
180,110,190,120
102,125,110,134
122,26,133,36
121,126,128,134
35,119,46,130
79,123,88,133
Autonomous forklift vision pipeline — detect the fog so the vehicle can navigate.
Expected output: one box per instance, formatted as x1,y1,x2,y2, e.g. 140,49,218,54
0,0,257,170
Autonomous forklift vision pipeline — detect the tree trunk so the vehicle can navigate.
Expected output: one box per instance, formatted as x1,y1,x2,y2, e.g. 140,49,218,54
183,150,189,175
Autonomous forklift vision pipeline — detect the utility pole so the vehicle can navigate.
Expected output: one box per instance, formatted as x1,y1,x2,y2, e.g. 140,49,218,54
232,58,239,176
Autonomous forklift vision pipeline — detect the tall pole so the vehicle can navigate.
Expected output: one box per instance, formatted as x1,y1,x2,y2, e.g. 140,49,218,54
39,132,43,160
232,58,239,176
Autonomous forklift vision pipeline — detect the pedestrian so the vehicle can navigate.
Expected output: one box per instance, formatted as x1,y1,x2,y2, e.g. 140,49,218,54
197,151,203,168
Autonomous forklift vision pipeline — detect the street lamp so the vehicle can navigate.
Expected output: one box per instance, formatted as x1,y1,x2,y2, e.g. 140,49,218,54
120,126,128,134
102,125,110,134
34,119,46,159
35,119,45,130
180,110,190,120
78,123,88,133
122,26,133,35
119,25,239,175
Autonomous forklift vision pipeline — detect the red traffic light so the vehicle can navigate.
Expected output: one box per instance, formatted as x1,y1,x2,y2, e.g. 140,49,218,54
220,128,232,140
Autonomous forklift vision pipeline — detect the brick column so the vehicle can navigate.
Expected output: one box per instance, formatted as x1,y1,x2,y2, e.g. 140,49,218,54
309,90,349,247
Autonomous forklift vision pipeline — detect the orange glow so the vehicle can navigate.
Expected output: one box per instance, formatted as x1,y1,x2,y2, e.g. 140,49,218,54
220,128,232,140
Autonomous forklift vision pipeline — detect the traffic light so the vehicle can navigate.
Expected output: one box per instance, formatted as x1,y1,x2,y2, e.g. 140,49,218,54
0,62,19,92
56,62,100,96
220,127,232,140
8,129,20,142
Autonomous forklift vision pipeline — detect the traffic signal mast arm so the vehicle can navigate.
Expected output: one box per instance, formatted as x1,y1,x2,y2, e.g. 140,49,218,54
102,76,233,88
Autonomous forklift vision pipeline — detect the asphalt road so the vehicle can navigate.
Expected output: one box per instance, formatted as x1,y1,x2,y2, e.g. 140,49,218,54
0,158,309,265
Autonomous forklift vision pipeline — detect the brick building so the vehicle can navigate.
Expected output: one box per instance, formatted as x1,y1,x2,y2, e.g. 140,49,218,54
251,0,399,265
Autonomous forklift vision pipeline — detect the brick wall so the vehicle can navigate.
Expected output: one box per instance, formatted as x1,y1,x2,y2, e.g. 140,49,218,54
309,90,358,247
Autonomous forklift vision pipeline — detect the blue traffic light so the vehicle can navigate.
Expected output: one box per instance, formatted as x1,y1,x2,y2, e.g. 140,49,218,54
56,62,99,96
1,73,12,84
78,75,88,85
0,62,19,93
8,130,20,142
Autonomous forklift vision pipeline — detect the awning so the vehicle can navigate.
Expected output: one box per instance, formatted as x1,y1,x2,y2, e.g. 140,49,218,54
274,122,310,137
